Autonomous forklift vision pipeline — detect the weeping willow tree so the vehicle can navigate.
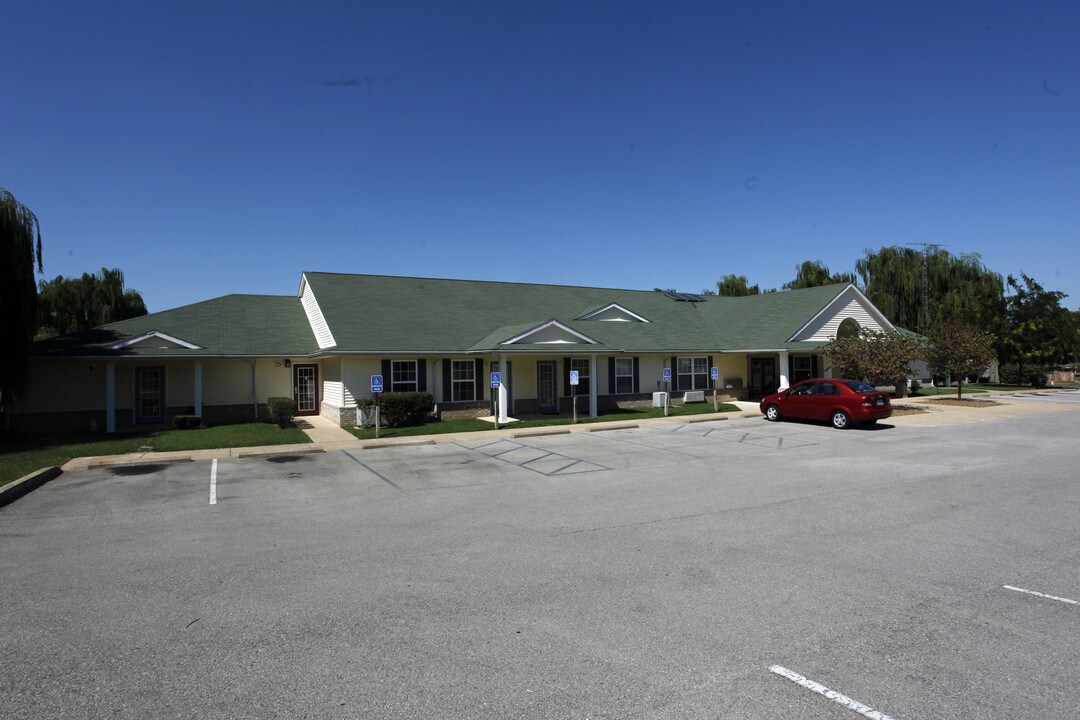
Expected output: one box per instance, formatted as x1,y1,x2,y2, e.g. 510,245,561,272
782,260,857,289
36,268,148,339
855,246,1005,333
1,188,44,407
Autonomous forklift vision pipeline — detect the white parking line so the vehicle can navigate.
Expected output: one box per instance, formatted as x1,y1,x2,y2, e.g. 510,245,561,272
209,459,218,505
1003,585,1079,606
769,665,896,720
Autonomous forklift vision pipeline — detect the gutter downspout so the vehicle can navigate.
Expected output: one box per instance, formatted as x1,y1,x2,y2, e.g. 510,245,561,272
252,359,258,420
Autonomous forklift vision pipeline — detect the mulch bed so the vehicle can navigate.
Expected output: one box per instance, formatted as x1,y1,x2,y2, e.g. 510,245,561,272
924,398,1003,408
890,405,931,415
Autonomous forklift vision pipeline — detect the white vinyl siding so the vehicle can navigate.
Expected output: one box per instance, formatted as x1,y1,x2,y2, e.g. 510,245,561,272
791,288,887,341
300,276,337,349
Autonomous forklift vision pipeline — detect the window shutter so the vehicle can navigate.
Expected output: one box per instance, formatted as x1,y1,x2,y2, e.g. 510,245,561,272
381,359,391,389
632,357,640,393
670,357,678,391
442,359,452,401
474,359,484,401
417,359,427,392
608,357,616,394
812,355,820,378
708,356,713,388
563,357,571,397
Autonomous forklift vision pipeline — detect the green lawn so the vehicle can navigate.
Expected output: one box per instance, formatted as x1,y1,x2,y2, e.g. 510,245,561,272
346,402,742,440
0,423,310,487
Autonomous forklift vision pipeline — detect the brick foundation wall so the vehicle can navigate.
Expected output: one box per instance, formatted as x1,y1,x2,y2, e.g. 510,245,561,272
438,401,490,420
320,403,357,427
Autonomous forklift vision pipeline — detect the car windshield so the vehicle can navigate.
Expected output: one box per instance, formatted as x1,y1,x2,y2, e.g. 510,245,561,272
843,381,876,393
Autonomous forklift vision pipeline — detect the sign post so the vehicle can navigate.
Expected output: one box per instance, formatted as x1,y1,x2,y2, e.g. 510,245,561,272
569,370,580,423
711,366,719,412
370,374,384,438
662,367,671,417
490,371,502,430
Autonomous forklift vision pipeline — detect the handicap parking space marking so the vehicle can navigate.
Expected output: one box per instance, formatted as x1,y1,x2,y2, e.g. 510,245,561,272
341,450,401,489
660,422,821,451
769,665,897,720
1003,585,1080,606
997,391,1080,404
455,439,611,477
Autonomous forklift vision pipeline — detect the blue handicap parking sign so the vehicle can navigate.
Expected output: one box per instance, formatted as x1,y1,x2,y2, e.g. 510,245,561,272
490,371,501,388
569,370,579,386
371,374,384,393
663,367,671,382
711,366,719,381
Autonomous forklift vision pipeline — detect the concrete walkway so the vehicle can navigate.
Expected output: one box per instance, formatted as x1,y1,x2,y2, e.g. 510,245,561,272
57,392,1077,471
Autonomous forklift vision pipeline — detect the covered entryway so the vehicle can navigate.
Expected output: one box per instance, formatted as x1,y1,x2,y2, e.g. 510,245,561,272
748,357,779,401
293,364,319,416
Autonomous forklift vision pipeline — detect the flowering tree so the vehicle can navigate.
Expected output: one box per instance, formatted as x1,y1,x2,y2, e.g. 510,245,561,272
822,328,925,396
926,321,996,400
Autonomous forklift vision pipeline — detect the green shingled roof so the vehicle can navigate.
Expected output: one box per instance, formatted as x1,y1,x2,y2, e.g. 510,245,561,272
33,295,318,358
303,272,852,353
33,274,860,358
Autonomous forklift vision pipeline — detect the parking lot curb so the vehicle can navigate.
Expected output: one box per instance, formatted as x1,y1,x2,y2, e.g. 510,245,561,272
360,439,437,449
587,423,639,432
0,466,63,507
87,457,195,468
512,429,572,438
236,447,325,459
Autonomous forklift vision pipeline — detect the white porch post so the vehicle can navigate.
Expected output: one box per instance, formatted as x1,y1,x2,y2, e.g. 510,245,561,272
497,354,509,423
105,361,116,433
193,361,203,419
589,354,598,417
778,351,790,389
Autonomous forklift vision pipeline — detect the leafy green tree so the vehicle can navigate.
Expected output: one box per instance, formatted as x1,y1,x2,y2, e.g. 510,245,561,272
1,188,43,407
716,274,760,296
925,321,996,399
998,273,1078,383
855,246,1004,333
36,268,148,339
822,328,925,396
782,260,856,289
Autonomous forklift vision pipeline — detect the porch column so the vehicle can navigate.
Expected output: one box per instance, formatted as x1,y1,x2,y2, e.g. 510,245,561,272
193,361,203,418
778,351,790,389
105,361,116,433
589,354,598,417
497,354,509,423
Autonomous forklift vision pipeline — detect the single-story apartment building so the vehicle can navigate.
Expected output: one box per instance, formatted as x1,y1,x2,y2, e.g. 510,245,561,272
16,273,898,433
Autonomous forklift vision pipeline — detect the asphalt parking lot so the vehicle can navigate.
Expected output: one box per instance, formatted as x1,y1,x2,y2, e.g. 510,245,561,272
2,402,1079,719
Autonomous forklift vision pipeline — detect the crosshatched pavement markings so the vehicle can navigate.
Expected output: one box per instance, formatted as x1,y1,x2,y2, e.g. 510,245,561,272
657,421,822,450
997,390,1080,404
455,438,612,477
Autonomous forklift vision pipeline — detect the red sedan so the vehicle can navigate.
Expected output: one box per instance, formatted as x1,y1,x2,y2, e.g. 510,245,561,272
759,379,892,429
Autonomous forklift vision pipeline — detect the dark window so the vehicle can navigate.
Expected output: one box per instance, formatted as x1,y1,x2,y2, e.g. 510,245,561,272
677,356,709,390
451,360,476,401
391,360,417,391
570,358,590,395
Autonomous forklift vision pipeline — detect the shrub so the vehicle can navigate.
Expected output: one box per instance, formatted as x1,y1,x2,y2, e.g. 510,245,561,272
999,363,1022,385
378,391,433,427
909,379,921,394
173,415,202,430
267,396,297,429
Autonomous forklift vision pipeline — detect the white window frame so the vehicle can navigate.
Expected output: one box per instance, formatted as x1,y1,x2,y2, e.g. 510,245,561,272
391,360,417,392
570,358,590,395
677,356,709,390
614,358,634,394
793,355,813,382
451,360,476,402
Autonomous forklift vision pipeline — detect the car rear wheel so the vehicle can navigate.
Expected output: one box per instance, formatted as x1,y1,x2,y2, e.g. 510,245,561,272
764,404,781,422
831,410,850,429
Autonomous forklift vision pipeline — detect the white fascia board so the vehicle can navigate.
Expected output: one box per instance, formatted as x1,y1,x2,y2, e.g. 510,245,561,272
501,320,599,345
786,284,897,342
576,303,651,323
107,330,202,350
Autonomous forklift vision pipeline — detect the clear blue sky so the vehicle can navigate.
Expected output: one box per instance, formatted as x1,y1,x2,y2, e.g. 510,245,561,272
4,1,1078,312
